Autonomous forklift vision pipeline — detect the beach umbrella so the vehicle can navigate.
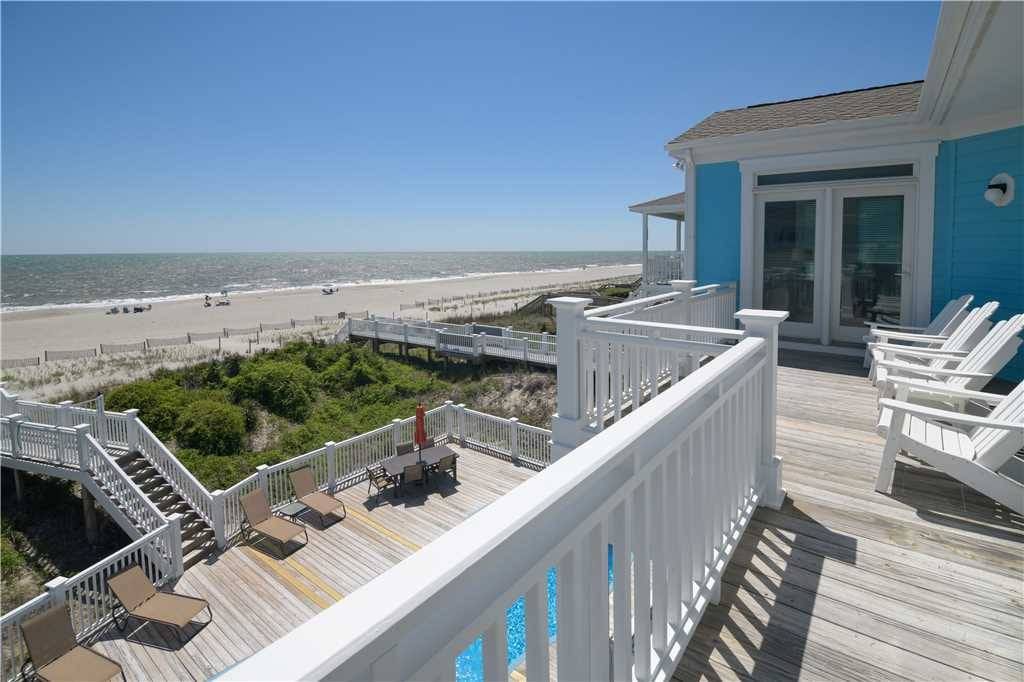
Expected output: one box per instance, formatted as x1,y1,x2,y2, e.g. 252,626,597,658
414,403,428,449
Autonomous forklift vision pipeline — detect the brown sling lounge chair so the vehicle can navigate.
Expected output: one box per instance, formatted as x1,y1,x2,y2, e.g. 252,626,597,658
288,467,346,527
240,488,308,558
107,565,212,643
19,603,125,682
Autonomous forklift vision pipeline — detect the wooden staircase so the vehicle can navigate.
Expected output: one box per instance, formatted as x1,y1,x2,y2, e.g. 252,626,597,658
112,450,216,569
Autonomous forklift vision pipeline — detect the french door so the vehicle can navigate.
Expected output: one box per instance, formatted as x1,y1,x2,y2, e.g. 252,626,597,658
829,185,916,343
754,190,825,339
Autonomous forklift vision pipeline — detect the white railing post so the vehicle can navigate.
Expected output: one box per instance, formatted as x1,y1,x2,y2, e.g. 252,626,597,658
549,296,592,460
325,441,337,492
124,408,141,451
509,417,520,461
256,464,269,496
211,490,227,548
671,280,699,374
443,401,454,440
167,513,185,577
58,400,73,427
95,394,108,447
44,576,69,608
391,419,402,453
8,413,25,455
457,403,467,446
735,309,789,509
74,424,92,472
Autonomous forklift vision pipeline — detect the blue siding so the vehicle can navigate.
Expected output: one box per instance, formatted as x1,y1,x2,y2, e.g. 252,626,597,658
695,162,741,286
932,126,1024,381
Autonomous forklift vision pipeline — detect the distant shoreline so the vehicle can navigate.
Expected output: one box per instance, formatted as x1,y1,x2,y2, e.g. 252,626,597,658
1,262,640,314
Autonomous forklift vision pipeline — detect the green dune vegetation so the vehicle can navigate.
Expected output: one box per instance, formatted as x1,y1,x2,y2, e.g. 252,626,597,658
99,340,555,491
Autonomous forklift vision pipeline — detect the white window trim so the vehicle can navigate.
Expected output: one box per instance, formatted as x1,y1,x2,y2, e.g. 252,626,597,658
738,142,939,332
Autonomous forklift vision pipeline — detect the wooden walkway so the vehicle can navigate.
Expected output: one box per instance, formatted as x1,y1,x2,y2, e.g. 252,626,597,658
86,447,538,681
673,351,1024,681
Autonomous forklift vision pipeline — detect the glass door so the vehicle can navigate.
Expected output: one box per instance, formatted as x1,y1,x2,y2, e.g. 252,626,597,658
754,191,824,339
830,186,915,342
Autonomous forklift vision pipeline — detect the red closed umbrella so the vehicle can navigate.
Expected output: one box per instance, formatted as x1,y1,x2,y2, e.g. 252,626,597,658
414,404,428,450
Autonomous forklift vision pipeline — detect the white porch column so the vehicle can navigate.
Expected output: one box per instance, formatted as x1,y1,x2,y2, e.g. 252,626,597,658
641,214,649,284
549,296,592,460
683,153,697,280
735,309,788,510
675,219,682,252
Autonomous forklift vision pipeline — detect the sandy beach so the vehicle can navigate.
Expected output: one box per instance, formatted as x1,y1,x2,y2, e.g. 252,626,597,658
0,265,638,398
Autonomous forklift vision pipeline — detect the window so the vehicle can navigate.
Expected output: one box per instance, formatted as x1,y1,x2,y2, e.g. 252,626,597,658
757,164,913,187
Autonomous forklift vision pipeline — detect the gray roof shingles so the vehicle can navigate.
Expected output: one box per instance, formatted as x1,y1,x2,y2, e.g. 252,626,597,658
669,81,923,144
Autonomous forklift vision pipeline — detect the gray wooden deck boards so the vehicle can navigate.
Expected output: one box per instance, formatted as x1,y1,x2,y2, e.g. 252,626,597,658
673,351,1024,682
88,446,537,681
84,351,1022,681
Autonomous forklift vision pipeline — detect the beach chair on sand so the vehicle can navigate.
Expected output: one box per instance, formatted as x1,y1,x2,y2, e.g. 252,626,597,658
862,294,973,367
288,467,346,527
240,489,308,558
108,565,212,643
19,604,125,682
875,382,1024,515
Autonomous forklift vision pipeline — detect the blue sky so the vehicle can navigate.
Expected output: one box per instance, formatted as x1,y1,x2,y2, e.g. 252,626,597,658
2,2,939,254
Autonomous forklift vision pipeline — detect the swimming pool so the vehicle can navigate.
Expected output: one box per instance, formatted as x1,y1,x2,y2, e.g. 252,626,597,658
455,546,614,682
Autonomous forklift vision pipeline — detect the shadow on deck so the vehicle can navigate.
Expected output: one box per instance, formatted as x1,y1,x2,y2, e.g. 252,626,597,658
674,350,1023,681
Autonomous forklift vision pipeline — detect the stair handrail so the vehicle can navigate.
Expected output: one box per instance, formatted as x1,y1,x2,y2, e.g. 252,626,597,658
133,418,216,527
81,431,168,536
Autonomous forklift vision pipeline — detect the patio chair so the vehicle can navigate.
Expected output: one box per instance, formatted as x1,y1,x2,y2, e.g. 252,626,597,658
418,436,436,451
873,314,1024,402
396,442,415,456
430,453,458,481
862,294,973,366
877,376,1010,437
240,489,309,558
401,462,425,494
875,381,1024,514
19,603,125,682
867,302,997,383
366,465,396,503
288,467,346,527
107,565,212,643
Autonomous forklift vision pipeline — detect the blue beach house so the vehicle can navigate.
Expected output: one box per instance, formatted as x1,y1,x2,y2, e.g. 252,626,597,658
634,2,1023,380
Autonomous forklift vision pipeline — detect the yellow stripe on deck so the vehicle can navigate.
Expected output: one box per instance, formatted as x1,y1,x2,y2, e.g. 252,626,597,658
241,546,333,610
344,507,422,552
285,557,344,603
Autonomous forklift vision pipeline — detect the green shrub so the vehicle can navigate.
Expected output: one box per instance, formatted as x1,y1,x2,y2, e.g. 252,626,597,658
106,378,188,440
1,533,24,584
174,400,246,455
229,361,316,421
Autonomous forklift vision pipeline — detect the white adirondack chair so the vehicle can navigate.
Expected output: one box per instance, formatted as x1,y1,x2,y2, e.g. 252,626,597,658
867,302,998,384
873,314,1024,402
862,294,973,367
875,381,1024,514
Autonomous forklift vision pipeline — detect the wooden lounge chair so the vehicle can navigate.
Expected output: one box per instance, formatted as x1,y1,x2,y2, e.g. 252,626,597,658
240,489,308,558
862,294,973,366
875,381,1024,514
288,467,346,527
366,465,396,503
867,302,997,383
19,603,125,682
873,314,1024,402
401,462,425,494
430,453,458,481
108,565,212,643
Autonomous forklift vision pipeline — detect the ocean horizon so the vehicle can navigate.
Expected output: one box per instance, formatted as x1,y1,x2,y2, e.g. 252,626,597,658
0,251,642,311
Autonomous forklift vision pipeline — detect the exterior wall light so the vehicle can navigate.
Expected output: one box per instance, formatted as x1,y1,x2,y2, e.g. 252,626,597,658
983,172,1014,207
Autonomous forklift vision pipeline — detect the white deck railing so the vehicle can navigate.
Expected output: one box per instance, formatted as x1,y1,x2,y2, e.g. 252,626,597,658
221,321,787,682
218,403,552,543
0,524,178,682
644,253,684,283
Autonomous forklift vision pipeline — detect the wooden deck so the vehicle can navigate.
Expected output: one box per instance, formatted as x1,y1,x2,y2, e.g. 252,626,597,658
673,351,1024,681
87,446,538,681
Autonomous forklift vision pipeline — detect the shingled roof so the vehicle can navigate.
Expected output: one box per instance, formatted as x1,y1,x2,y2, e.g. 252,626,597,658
669,81,924,145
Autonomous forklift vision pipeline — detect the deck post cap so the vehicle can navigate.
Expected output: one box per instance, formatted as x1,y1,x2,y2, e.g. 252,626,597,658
44,576,69,590
670,280,697,292
548,296,591,309
735,309,789,324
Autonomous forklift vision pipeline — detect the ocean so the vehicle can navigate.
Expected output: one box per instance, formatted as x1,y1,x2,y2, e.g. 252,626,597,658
0,251,640,311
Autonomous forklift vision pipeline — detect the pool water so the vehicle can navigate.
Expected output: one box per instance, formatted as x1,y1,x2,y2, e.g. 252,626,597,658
455,546,614,682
